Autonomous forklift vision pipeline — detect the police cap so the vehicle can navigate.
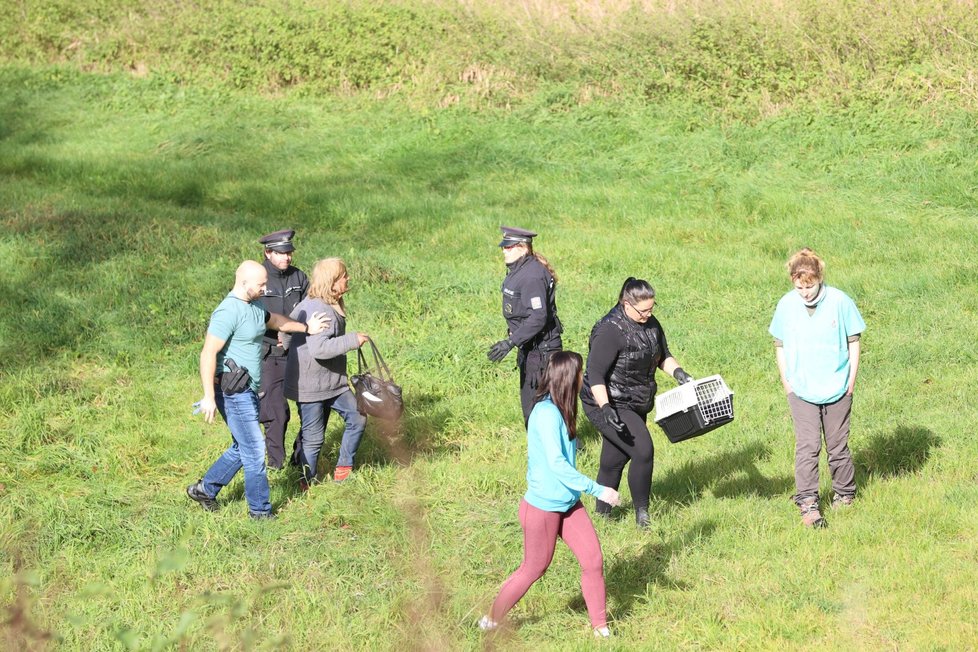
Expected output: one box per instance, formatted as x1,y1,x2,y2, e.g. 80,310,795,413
498,225,537,248
258,229,296,253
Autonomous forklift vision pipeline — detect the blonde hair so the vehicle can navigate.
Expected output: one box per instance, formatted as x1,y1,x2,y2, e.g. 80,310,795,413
787,248,825,284
309,257,348,306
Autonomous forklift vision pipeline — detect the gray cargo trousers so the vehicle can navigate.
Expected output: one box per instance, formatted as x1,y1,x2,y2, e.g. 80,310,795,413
788,392,856,502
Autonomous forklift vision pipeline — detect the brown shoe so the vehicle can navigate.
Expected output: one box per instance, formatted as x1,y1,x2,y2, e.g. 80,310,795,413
798,497,827,528
831,493,855,509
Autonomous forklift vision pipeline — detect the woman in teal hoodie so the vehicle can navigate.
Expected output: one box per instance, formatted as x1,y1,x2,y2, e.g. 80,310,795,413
480,351,621,638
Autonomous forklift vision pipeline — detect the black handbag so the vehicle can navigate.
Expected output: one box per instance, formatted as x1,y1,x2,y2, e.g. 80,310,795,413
350,337,404,420
220,358,252,394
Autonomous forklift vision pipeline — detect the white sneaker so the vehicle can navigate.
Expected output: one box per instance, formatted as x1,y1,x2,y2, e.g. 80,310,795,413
478,615,498,631
594,626,611,638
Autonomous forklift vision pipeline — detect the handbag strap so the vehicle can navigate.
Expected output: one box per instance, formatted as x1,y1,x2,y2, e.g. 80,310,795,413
365,337,394,382
356,344,368,376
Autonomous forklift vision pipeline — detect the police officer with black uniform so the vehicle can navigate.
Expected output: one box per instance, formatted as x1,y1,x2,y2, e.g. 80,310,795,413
258,229,309,469
487,226,563,424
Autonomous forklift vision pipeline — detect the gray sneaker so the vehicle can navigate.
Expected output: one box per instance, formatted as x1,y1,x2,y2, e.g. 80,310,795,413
798,497,826,528
186,481,218,512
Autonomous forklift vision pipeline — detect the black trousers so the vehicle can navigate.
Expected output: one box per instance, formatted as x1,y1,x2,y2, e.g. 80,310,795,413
259,353,290,469
583,403,654,512
518,348,558,425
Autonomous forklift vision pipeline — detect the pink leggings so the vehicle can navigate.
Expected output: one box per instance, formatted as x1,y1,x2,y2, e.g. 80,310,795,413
490,499,607,628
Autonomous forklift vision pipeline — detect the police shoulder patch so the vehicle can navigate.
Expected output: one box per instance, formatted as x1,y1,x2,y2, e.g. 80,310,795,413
530,296,543,309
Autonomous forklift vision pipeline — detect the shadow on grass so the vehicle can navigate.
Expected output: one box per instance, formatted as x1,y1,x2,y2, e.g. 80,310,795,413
198,391,456,509
655,442,793,506
0,75,499,376
854,425,941,483
354,391,454,468
576,417,602,451
569,520,716,621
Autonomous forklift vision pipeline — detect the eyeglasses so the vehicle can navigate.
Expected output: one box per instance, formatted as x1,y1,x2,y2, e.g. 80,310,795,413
627,301,655,317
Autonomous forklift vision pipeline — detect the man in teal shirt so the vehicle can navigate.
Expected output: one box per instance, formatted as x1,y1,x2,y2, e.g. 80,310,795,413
187,260,327,519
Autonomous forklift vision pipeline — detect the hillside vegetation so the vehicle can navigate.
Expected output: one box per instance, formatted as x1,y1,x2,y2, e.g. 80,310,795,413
2,1,978,650
3,0,978,114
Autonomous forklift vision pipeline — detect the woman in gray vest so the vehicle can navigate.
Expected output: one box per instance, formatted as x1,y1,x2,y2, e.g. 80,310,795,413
580,278,694,528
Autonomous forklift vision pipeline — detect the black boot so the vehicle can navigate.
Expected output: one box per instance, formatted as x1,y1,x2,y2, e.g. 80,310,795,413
635,506,650,529
595,500,613,519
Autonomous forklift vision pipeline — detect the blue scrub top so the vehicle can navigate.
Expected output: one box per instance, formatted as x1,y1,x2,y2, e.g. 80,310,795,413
769,285,865,404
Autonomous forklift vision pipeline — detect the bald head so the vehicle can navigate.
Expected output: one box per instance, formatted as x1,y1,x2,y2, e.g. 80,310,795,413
236,260,265,283
233,260,268,302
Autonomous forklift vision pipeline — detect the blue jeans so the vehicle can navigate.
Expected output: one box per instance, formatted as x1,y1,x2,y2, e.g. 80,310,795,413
295,390,367,482
201,388,272,515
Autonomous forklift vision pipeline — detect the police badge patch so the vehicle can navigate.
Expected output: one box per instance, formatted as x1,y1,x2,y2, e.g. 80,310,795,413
505,303,513,314
530,296,543,310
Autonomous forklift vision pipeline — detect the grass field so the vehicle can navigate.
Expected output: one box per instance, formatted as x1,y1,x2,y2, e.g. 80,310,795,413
2,21,978,650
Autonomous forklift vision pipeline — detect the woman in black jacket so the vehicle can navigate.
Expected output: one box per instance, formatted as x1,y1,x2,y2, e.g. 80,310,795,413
580,278,694,528
486,226,563,424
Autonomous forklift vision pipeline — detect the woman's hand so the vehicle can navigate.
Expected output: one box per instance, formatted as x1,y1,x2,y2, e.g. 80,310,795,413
598,487,621,507
600,404,625,432
356,333,369,347
672,367,693,385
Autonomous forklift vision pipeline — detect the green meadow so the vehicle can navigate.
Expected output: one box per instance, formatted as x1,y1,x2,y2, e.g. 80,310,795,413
3,1,978,650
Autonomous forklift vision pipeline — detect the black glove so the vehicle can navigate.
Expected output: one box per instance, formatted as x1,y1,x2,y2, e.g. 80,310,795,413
487,339,514,362
673,367,693,385
601,404,625,432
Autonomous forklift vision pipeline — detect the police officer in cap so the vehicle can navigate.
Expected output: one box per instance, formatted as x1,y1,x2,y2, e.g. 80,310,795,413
487,226,563,423
258,229,309,469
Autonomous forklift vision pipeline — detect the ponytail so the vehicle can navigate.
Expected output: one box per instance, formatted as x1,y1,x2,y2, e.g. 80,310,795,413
527,245,557,284
618,277,655,306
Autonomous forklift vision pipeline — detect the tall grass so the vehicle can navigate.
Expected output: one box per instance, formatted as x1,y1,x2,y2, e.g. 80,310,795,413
1,58,978,649
2,0,978,114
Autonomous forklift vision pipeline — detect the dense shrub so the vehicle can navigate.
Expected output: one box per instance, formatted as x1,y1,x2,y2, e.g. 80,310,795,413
159,2,452,93
2,0,978,113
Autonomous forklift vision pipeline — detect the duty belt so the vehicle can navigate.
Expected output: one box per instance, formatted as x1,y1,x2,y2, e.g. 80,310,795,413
520,342,559,353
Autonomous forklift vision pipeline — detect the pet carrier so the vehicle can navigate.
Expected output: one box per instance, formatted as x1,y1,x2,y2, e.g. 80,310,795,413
654,374,734,443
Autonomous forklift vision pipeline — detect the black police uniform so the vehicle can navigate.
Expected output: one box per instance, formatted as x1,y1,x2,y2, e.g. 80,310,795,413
501,254,563,422
259,258,308,469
